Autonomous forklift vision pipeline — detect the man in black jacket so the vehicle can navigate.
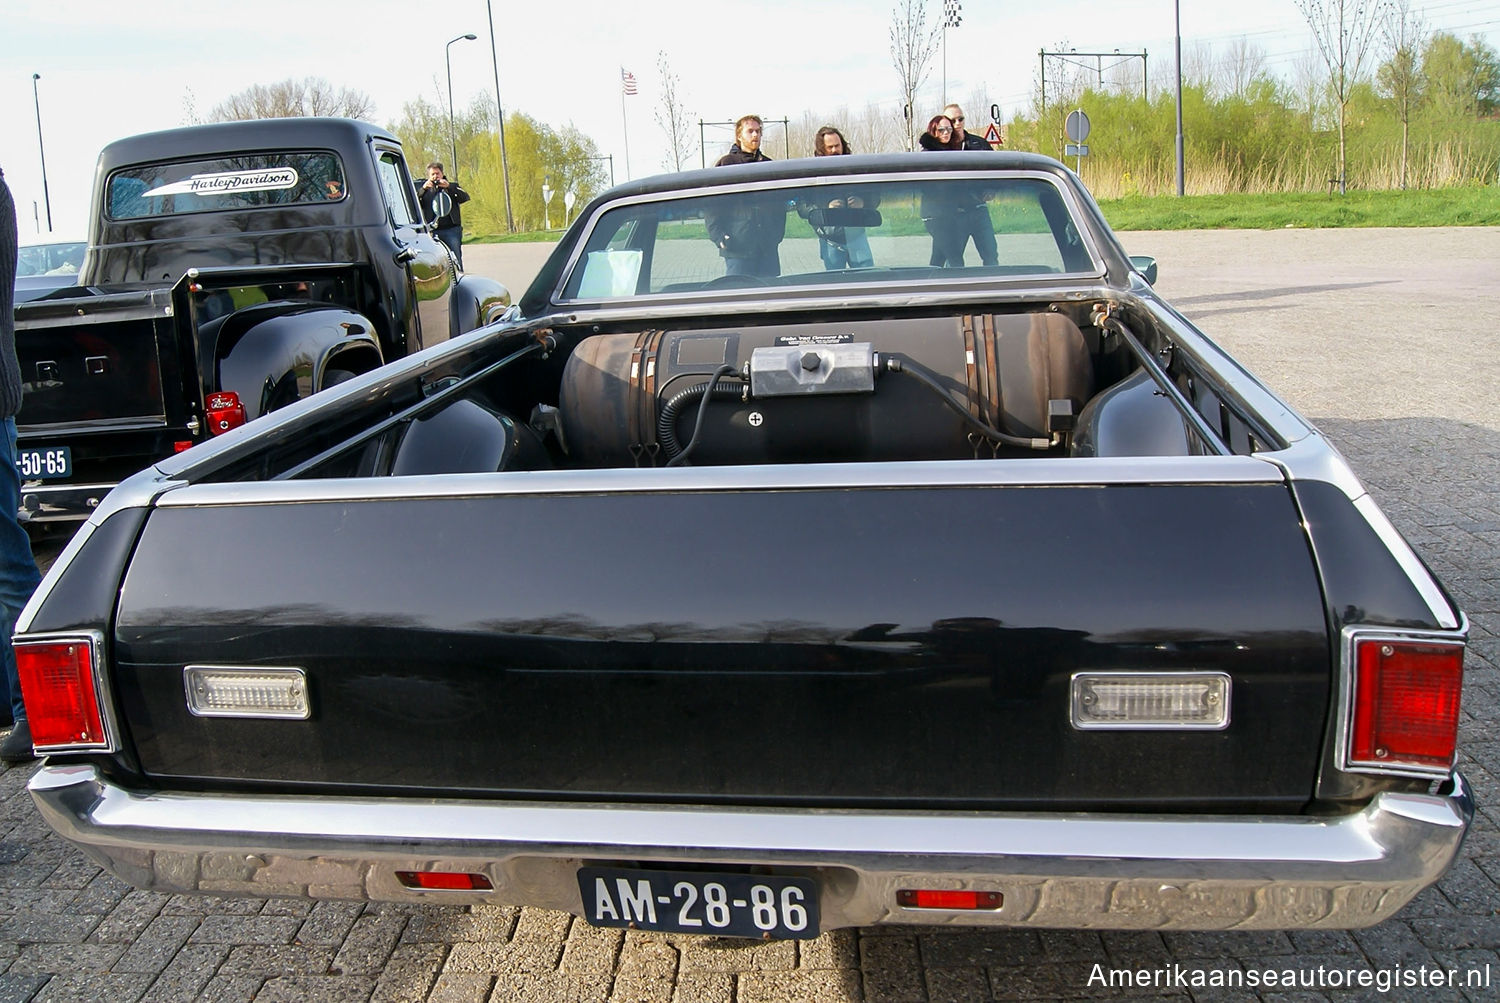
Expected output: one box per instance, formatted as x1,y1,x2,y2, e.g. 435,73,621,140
0,168,43,763
705,116,785,277
416,162,471,269
943,104,999,267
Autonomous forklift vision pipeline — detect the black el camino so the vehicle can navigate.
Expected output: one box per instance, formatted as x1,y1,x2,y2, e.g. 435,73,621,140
16,153,1470,938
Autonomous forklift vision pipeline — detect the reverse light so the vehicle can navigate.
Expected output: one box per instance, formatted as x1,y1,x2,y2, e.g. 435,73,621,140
897,889,1003,911
396,871,494,891
204,391,246,435
183,666,311,720
1347,635,1464,775
14,634,112,752
1070,672,1230,730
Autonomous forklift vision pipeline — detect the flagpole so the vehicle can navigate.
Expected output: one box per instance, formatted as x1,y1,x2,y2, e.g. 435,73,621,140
620,68,632,182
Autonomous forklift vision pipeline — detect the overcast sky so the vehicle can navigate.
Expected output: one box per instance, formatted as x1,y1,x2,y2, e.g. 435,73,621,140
3,0,1497,237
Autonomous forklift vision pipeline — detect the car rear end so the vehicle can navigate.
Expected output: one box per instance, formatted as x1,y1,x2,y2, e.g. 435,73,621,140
14,441,1471,934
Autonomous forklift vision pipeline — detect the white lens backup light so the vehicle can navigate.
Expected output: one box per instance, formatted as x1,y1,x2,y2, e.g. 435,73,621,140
1070,672,1230,730
183,666,311,719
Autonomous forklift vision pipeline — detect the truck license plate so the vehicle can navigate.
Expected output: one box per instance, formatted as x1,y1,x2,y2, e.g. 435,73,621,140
578,867,818,939
16,446,72,480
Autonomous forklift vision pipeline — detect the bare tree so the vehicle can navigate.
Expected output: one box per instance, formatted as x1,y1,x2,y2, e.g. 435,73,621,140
1297,0,1385,194
1291,47,1331,128
1220,38,1268,98
653,52,697,171
1377,0,1426,189
1183,40,1217,96
208,77,375,121
890,0,940,150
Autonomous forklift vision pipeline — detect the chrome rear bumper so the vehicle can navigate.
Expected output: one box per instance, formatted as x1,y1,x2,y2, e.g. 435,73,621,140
31,764,1472,932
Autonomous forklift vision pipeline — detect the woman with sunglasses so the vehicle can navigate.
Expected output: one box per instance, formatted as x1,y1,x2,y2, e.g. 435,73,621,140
917,115,966,267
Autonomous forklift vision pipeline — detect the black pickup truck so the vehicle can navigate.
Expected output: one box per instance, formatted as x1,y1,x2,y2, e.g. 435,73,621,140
13,117,510,525
18,153,1470,937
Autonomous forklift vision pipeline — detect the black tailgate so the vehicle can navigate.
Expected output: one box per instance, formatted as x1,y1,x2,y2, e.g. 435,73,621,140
111,476,1331,811
16,287,177,428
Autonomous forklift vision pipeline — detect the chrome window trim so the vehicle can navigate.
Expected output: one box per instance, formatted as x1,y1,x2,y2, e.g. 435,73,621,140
1334,623,1469,780
551,169,1108,307
153,455,1282,509
1068,671,1232,731
12,630,120,755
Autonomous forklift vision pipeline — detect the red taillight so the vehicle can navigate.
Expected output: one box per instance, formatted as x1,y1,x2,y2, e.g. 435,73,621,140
897,889,1003,911
14,638,109,750
1348,637,1464,773
395,871,493,891
205,391,246,435
172,440,194,453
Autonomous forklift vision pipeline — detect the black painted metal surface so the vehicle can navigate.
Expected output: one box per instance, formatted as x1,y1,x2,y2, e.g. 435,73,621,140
111,481,1330,809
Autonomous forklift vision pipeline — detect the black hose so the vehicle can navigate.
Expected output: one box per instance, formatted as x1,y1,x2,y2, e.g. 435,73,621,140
660,366,744,466
884,355,1051,450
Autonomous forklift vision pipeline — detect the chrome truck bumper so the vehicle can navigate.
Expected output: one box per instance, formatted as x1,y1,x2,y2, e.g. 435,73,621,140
31,764,1472,932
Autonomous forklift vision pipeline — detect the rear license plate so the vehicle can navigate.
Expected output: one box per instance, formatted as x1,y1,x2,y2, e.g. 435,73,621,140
578,867,819,939
16,446,72,480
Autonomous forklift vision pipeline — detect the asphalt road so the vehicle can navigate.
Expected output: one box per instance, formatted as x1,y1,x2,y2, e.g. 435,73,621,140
3,227,1499,1002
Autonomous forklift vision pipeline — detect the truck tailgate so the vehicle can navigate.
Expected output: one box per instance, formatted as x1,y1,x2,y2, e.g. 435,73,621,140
16,287,176,428
110,464,1331,811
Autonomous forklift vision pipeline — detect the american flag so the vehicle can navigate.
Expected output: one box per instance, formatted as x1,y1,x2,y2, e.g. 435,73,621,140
621,68,638,96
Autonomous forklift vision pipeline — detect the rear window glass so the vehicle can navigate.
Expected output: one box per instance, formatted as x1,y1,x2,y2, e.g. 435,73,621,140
559,175,1096,301
106,152,345,219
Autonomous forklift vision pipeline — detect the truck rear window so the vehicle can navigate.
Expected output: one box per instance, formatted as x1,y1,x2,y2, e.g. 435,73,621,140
106,152,345,219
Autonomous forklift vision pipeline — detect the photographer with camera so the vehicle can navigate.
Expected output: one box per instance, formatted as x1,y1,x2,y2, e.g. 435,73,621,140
416,162,471,269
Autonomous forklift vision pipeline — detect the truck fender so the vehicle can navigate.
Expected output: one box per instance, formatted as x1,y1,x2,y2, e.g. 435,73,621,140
448,274,512,340
205,302,383,420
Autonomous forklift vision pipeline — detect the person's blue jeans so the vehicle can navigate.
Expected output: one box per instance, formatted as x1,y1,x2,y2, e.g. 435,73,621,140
819,228,873,270
435,226,464,270
0,418,41,721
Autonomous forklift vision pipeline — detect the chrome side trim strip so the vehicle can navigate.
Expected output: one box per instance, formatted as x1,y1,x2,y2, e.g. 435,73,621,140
1262,435,1460,630
15,467,184,635
1350,495,1461,630
29,765,1472,931
153,455,1281,509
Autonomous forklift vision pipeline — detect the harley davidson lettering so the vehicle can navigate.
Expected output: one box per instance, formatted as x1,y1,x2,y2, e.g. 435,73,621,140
143,168,299,198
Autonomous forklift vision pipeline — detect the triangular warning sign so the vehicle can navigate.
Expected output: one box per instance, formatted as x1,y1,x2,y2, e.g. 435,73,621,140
983,123,1002,147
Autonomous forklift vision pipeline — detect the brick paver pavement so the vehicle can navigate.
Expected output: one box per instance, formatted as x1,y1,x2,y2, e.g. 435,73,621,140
2,228,1497,1001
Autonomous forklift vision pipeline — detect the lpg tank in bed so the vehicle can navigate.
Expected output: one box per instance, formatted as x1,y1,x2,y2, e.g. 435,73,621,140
557,314,1093,467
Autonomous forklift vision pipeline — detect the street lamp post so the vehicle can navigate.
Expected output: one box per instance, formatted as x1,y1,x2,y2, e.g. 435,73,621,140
484,1,515,233
941,1,962,105
32,73,52,233
1174,0,1185,197
445,34,477,180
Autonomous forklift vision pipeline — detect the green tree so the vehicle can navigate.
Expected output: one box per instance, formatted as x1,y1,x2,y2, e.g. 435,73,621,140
1377,0,1427,189
1422,33,1500,120
390,99,606,235
1297,0,1384,195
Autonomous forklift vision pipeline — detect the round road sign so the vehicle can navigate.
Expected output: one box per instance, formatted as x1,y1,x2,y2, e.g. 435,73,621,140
1065,109,1091,143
